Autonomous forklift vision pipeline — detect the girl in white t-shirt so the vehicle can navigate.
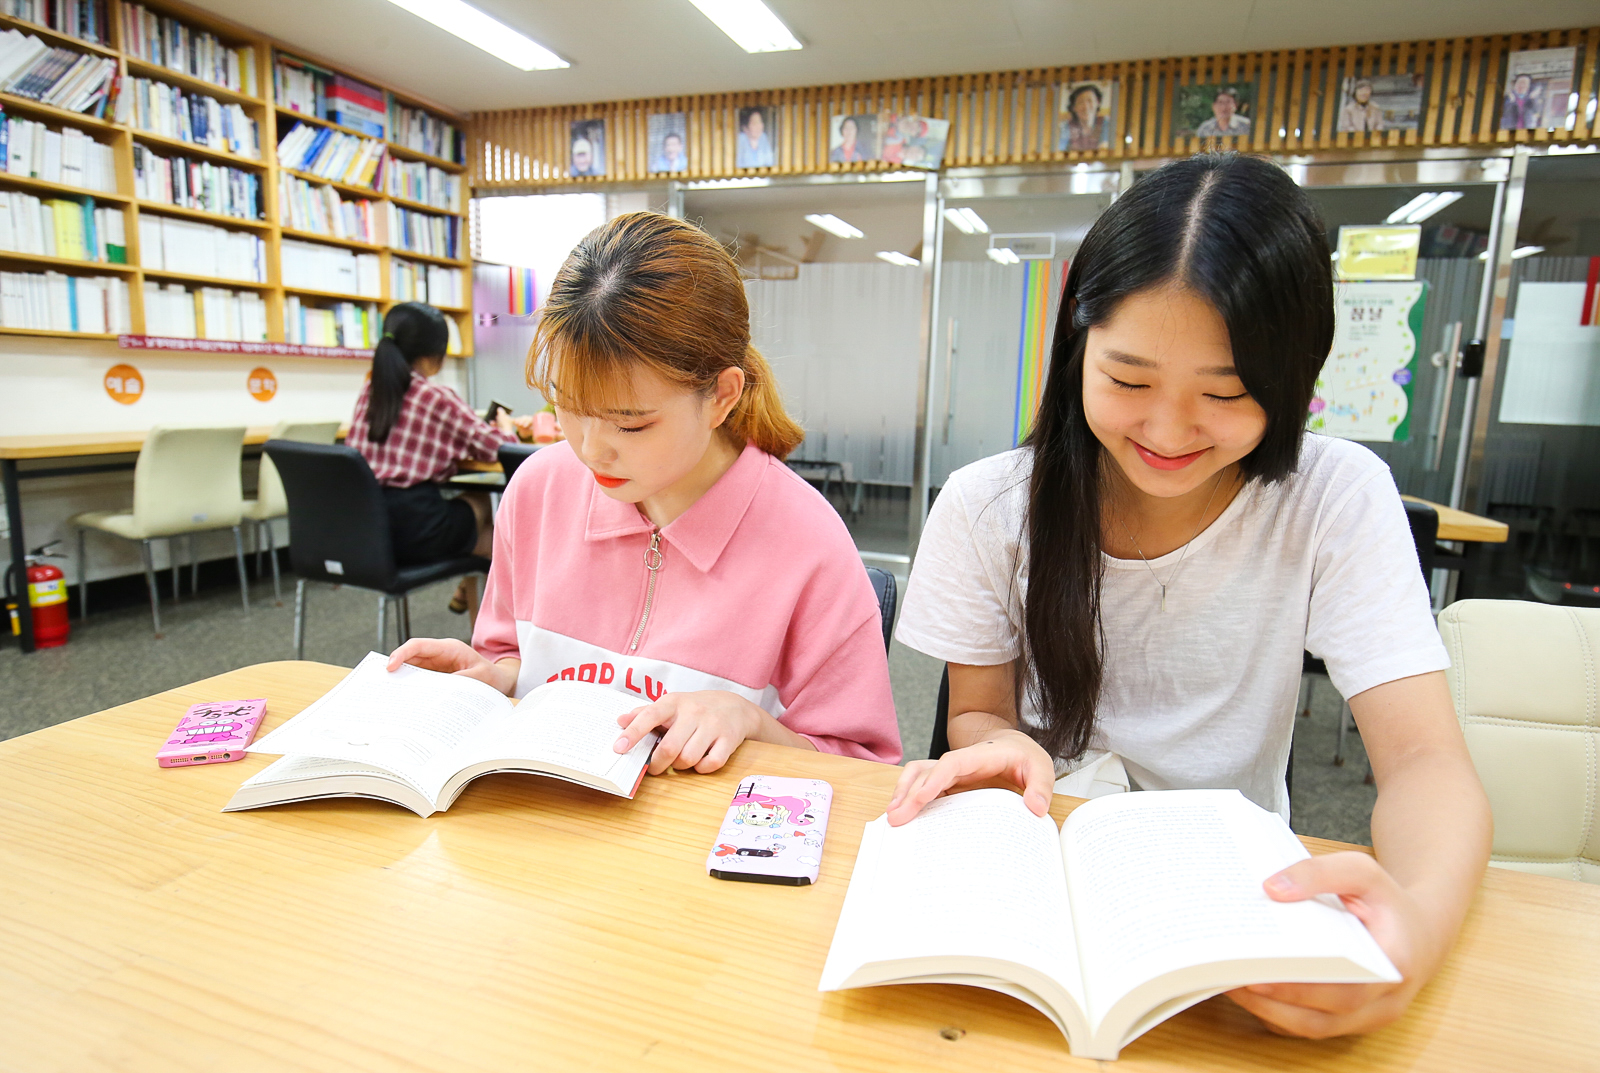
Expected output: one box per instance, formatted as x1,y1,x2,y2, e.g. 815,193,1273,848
889,153,1490,1040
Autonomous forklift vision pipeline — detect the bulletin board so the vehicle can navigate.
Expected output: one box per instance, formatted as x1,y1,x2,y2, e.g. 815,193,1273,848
1308,280,1428,442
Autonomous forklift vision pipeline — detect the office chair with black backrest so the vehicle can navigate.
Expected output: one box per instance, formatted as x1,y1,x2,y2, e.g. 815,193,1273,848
864,566,896,652
266,440,490,658
497,443,542,485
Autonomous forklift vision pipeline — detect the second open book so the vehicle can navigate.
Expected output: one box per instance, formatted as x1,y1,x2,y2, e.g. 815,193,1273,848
820,788,1399,1060
226,652,656,816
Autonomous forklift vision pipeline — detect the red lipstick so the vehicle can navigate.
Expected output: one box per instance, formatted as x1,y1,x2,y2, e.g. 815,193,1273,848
593,473,628,489
1132,442,1209,471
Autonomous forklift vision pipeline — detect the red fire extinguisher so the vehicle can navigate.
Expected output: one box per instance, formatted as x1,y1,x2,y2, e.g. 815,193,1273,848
7,542,70,648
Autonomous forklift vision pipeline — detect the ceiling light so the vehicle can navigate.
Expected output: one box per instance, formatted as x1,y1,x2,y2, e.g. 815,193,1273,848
1478,245,1546,261
687,0,802,53
1385,191,1463,225
943,207,989,235
805,213,863,239
986,247,1020,265
876,251,919,267
381,0,568,70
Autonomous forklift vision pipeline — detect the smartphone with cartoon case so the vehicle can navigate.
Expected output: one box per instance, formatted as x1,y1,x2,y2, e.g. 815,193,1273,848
706,775,833,886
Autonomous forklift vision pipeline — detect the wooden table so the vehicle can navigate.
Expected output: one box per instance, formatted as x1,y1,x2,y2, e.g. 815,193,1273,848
1400,496,1509,544
1,662,1595,1072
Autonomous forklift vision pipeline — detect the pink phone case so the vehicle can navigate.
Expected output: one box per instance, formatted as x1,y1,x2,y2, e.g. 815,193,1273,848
157,699,266,767
706,775,833,886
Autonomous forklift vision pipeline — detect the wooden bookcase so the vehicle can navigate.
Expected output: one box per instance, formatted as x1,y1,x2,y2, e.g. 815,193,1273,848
0,0,473,355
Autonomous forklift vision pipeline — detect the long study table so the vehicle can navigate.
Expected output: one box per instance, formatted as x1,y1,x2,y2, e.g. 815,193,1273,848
0,661,1594,1071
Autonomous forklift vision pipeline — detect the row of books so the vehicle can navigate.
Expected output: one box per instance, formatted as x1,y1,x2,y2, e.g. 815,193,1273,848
122,77,260,159
0,30,116,115
142,280,267,340
384,159,458,212
276,122,385,190
1,1,109,45
280,237,379,297
0,269,129,332
277,173,377,243
0,189,123,261
132,145,261,221
274,55,386,137
0,114,115,191
386,203,458,260
120,3,257,96
137,213,264,281
387,101,463,164
283,295,379,348
390,259,462,309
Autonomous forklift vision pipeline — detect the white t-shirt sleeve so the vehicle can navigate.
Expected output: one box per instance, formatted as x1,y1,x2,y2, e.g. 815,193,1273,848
895,458,1025,666
1305,466,1450,700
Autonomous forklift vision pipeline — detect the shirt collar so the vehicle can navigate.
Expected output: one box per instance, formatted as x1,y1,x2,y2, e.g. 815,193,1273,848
583,443,768,573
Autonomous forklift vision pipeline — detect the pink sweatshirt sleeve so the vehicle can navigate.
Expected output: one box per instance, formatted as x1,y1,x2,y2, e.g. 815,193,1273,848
472,469,524,665
778,614,902,763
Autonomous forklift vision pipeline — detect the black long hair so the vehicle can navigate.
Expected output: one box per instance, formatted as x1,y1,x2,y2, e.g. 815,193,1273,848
1022,153,1333,761
367,301,449,444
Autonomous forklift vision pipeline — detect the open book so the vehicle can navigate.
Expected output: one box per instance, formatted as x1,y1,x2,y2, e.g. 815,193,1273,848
226,652,657,817
820,788,1399,1060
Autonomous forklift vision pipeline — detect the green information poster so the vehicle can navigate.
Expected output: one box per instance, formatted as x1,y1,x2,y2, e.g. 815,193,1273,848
1308,280,1429,442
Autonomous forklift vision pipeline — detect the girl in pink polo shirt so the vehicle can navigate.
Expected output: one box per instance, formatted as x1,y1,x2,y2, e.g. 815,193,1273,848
388,212,902,771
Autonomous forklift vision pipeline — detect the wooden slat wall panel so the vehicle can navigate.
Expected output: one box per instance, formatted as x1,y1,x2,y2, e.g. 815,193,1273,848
471,28,1600,189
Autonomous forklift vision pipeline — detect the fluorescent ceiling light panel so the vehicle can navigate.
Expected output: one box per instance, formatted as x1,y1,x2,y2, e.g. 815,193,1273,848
1384,193,1435,223
1511,245,1544,259
687,0,802,53
381,0,568,70
986,247,1020,265
1385,191,1462,224
943,207,990,235
876,251,919,267
805,213,863,239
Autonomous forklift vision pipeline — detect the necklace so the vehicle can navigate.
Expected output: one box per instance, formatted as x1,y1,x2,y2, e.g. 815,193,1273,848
1118,471,1226,612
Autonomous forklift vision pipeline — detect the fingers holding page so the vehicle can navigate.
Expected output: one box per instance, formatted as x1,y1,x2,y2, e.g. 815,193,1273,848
885,733,1056,826
614,698,675,756
386,637,477,674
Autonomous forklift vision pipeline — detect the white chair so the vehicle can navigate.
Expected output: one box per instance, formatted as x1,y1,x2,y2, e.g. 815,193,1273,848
1439,599,1600,884
72,426,250,638
242,420,341,603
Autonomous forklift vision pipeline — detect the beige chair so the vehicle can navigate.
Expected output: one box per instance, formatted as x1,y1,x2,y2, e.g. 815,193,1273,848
1439,599,1600,883
242,420,341,602
73,426,250,638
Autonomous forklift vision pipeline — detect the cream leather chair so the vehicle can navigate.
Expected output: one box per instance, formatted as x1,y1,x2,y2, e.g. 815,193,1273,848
242,420,341,603
1439,599,1600,883
73,426,250,638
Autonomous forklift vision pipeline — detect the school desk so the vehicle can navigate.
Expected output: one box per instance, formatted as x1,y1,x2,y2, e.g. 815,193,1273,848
0,661,1594,1072
1400,496,1509,544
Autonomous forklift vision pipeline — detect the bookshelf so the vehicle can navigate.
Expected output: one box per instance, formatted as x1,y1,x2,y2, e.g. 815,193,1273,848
0,0,472,355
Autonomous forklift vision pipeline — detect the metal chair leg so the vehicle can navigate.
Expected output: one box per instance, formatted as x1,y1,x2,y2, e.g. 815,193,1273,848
76,526,88,620
170,537,181,601
265,521,281,605
140,539,162,638
232,527,250,611
254,521,265,577
293,578,307,659
399,593,412,645
1333,700,1352,766
1296,674,1313,719
189,534,198,595
377,595,388,651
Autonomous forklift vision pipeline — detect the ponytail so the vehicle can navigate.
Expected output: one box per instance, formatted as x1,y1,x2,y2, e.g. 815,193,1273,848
367,302,450,444
726,345,803,458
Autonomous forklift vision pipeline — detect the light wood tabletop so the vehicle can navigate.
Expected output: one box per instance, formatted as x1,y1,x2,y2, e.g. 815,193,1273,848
0,427,348,460
1401,496,1509,544
1,662,1594,1072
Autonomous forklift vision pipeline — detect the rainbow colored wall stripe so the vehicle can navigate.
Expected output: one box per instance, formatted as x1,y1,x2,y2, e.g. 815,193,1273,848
1012,259,1053,443
509,266,537,316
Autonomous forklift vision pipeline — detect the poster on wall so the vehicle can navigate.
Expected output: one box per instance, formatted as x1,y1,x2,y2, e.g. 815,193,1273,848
1336,224,1421,281
1308,280,1428,443
1057,81,1116,150
880,114,949,169
648,112,687,173
829,114,880,162
1336,74,1424,133
736,106,777,169
1498,282,1600,426
1173,82,1255,138
569,118,607,177
1501,47,1577,131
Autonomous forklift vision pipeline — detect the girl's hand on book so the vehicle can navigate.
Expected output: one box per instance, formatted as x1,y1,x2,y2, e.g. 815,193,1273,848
386,638,518,696
613,691,767,775
1226,851,1443,1038
885,729,1056,826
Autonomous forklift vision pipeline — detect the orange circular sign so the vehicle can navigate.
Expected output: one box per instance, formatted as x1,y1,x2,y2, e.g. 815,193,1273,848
247,366,278,402
104,363,144,405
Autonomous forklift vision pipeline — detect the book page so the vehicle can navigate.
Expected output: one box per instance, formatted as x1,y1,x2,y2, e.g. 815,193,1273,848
249,653,514,795
822,789,1085,1013
1062,790,1395,1023
442,680,655,790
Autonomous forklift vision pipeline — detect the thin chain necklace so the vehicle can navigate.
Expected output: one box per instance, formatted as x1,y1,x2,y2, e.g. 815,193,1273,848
1118,471,1226,612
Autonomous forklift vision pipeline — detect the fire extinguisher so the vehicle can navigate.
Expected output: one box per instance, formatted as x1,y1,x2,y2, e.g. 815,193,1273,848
4,541,70,648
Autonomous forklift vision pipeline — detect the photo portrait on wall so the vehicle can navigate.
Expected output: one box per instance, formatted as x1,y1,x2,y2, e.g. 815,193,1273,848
880,114,949,170
1057,81,1116,151
569,118,607,177
1501,47,1577,131
648,112,688,173
829,114,880,163
1173,82,1255,139
1337,74,1424,133
736,105,777,169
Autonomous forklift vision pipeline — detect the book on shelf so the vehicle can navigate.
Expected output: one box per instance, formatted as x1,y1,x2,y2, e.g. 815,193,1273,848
126,77,259,158
196,285,266,341
1,1,109,45
0,113,115,190
0,30,115,115
328,74,383,137
278,171,381,243
133,143,261,220
819,788,1399,1061
277,121,387,190
389,258,462,307
280,236,380,296
0,268,127,331
384,157,459,211
138,213,264,281
283,293,379,348
141,278,192,335
225,652,657,817
120,3,256,96
385,201,458,259
0,188,119,261
387,99,462,163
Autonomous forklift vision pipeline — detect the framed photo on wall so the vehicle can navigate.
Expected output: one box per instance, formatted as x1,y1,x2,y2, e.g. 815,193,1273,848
1336,74,1424,133
1501,47,1577,131
736,105,777,169
1057,81,1116,151
881,114,949,170
829,114,880,163
570,118,607,177
648,112,688,173
1173,82,1255,139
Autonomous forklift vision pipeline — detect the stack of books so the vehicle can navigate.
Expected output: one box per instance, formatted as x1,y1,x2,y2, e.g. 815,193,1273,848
137,213,264,281
1,1,109,46
123,77,260,158
384,159,459,211
328,75,383,137
385,203,457,259
0,191,124,261
1,269,129,332
279,237,380,296
389,259,462,307
0,116,116,191
0,30,117,116
277,173,379,242
276,122,386,190
387,101,462,163
132,145,261,220
119,3,256,96
283,295,379,348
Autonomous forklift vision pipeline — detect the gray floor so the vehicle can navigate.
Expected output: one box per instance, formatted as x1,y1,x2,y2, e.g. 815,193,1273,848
0,562,1377,846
